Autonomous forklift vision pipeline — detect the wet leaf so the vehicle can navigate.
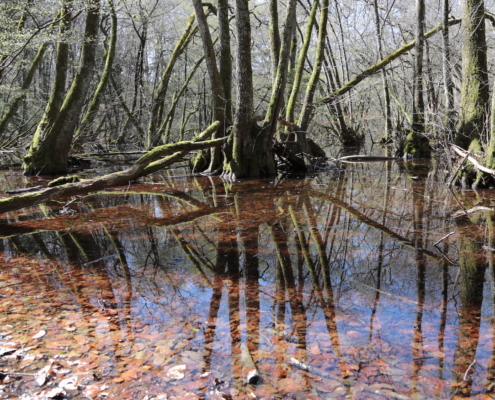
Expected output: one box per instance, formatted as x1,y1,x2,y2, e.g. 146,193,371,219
167,365,186,380
32,329,46,339
35,364,51,386
59,376,78,390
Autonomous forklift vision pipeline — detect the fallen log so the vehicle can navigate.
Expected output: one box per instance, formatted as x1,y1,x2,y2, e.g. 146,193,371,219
0,121,222,215
450,144,495,176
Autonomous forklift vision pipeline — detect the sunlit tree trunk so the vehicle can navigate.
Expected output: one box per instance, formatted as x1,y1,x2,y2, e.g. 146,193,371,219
456,0,488,149
264,0,297,136
285,0,319,126
218,0,232,124
23,0,101,175
221,0,276,179
191,0,226,173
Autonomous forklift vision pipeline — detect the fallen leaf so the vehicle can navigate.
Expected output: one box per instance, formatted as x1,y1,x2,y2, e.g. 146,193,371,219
35,364,51,386
32,330,46,339
167,365,186,380
119,368,139,382
83,385,101,399
59,376,78,390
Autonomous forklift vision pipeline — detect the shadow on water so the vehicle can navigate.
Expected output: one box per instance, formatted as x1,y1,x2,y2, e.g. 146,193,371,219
2,160,495,398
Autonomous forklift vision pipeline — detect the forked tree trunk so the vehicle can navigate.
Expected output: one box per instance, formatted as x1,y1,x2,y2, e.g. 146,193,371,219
23,0,101,175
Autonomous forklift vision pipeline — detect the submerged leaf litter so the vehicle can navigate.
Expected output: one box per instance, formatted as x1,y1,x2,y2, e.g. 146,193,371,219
1,161,495,399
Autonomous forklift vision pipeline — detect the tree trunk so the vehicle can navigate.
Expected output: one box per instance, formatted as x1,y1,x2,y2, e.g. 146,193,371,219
74,0,117,145
146,13,197,148
373,0,391,140
442,0,455,140
403,0,430,158
221,0,276,179
298,0,329,132
264,0,297,136
191,0,227,173
23,0,101,175
218,0,232,124
285,0,319,126
456,0,489,149
269,0,281,81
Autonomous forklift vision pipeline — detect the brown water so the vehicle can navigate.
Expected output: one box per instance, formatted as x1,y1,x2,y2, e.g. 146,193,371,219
1,161,495,399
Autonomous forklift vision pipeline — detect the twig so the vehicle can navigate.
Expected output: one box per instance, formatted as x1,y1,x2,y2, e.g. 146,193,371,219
6,185,43,194
83,254,117,266
463,359,477,381
433,232,455,247
447,149,472,187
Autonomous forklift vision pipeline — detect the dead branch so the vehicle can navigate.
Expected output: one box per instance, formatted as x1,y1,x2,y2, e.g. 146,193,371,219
450,144,495,176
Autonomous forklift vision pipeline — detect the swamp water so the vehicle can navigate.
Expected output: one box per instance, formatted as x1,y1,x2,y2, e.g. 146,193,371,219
0,160,495,399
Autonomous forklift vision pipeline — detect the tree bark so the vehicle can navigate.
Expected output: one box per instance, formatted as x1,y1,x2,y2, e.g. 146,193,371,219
442,0,455,140
191,0,227,173
285,0,319,126
456,0,488,149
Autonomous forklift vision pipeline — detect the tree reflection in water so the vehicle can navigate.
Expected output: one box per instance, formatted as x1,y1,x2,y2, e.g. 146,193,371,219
2,161,495,398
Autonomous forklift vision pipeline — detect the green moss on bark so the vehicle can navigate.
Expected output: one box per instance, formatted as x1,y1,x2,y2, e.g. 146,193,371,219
403,131,431,158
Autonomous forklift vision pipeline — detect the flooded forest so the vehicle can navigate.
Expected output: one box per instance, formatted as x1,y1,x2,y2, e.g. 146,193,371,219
3,0,495,398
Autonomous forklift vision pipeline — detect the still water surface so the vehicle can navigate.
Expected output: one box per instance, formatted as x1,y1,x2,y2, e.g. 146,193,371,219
1,161,495,399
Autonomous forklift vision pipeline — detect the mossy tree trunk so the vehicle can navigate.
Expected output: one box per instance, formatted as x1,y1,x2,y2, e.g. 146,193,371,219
269,0,281,81
221,0,276,179
23,0,101,175
146,13,197,148
284,0,319,126
456,0,488,149
218,0,232,124
298,0,329,132
403,0,431,158
264,0,297,137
